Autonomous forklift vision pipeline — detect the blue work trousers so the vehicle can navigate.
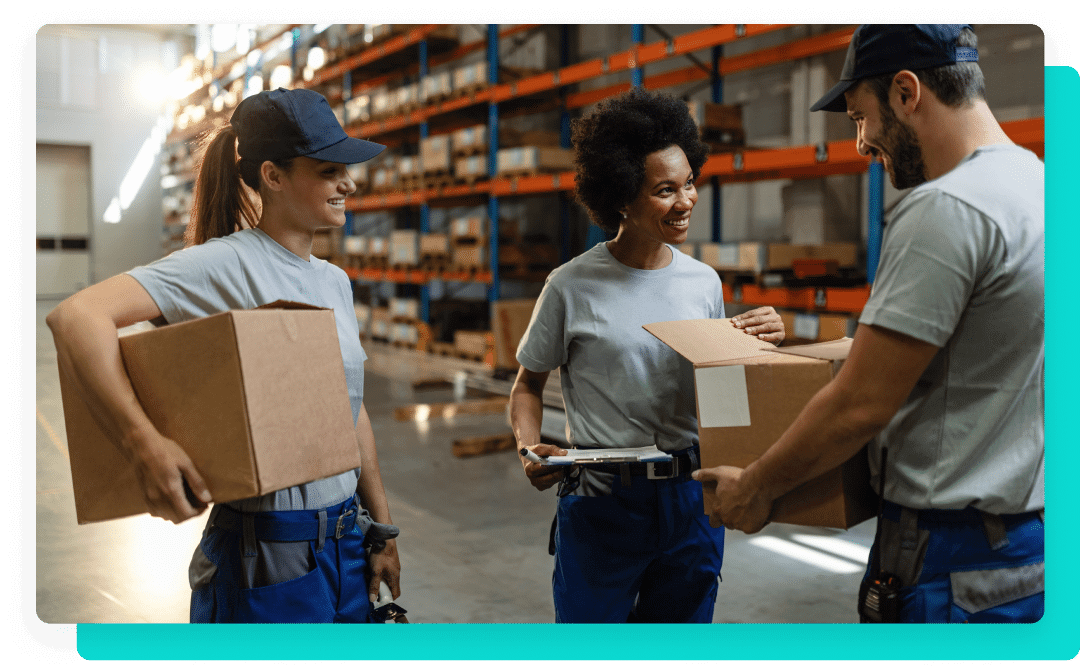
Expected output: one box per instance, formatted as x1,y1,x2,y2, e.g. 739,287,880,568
553,467,725,623
190,495,372,623
861,501,1044,623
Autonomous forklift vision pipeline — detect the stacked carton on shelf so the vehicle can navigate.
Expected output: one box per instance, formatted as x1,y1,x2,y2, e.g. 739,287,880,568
449,217,487,270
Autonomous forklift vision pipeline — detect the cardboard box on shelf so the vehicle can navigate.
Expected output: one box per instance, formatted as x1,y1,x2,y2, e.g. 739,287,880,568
708,242,769,272
454,330,495,358
59,301,361,524
389,230,419,266
420,134,453,175
419,233,449,256
491,298,538,370
454,155,488,182
779,310,858,344
370,306,391,340
311,229,342,259
450,216,485,241
767,242,860,270
451,124,488,155
452,244,487,269
496,146,574,175
644,318,875,529
389,297,420,321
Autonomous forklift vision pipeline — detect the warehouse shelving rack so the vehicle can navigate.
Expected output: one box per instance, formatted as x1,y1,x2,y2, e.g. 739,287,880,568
164,25,1046,333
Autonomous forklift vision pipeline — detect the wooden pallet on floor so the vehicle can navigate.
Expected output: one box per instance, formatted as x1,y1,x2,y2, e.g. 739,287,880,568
452,433,517,458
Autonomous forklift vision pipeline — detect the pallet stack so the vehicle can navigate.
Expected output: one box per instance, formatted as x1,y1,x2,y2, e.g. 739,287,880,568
449,216,486,272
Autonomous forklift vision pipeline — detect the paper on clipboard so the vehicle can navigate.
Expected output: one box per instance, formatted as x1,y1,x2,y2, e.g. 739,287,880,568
544,445,673,465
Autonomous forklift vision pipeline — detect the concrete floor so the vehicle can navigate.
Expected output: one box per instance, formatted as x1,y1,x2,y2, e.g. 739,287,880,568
35,298,877,624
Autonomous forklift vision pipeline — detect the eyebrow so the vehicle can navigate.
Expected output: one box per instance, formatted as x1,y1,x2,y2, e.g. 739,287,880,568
651,171,694,189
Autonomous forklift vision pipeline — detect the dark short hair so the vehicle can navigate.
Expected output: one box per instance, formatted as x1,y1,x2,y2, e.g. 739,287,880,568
865,27,985,109
571,87,709,233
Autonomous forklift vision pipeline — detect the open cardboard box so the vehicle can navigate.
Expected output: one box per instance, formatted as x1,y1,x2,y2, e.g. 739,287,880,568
644,318,875,529
59,301,361,524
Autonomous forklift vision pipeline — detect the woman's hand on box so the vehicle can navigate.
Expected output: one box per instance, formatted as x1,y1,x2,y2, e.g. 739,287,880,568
731,307,785,344
130,430,211,524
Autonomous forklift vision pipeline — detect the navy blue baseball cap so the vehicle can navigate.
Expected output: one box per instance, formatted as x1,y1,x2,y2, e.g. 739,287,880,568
231,87,385,164
810,24,979,112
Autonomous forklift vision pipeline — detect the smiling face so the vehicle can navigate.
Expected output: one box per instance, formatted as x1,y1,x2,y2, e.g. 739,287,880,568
273,156,356,230
845,81,927,189
620,144,697,247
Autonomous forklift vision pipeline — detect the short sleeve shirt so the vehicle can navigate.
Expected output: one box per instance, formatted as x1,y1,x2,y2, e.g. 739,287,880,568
516,243,725,451
126,227,364,511
859,144,1044,514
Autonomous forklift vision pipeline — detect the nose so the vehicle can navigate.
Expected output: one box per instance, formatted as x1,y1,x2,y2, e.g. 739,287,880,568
677,183,697,209
855,123,872,158
341,172,356,196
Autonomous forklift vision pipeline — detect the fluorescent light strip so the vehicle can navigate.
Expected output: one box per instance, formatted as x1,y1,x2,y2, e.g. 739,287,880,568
748,536,865,574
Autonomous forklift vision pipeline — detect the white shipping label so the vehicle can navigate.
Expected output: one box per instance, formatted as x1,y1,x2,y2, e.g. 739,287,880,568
793,313,820,340
695,365,752,428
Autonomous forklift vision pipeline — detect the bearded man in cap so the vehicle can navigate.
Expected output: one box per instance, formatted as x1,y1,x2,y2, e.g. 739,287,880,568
692,25,1044,624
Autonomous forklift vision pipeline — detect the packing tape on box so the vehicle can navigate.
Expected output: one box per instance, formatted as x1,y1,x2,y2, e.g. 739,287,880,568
695,365,752,428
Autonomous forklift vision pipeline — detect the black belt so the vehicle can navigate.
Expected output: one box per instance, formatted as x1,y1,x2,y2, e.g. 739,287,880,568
210,502,359,543
571,447,699,480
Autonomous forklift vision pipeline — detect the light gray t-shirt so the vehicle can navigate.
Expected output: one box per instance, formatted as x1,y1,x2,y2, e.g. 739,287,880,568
126,227,364,512
859,144,1044,514
516,242,725,451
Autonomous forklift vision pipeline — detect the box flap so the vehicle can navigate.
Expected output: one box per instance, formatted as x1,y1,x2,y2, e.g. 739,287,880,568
775,337,852,362
643,318,777,365
257,300,329,311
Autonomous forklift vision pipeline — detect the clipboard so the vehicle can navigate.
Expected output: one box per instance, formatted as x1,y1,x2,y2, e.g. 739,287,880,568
543,445,673,466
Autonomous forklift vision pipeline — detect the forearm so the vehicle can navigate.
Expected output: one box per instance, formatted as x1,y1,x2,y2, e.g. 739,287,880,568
509,381,544,449
353,404,393,525
48,300,159,460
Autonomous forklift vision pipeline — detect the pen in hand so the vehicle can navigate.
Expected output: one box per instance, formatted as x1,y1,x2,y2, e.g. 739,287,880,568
520,447,547,464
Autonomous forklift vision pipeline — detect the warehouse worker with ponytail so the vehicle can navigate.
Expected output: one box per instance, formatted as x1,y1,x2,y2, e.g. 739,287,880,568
46,87,401,623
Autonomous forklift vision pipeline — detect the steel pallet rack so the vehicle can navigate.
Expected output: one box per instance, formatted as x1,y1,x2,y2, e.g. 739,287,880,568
174,25,1046,327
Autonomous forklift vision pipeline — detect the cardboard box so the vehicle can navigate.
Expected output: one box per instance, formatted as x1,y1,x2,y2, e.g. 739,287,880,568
390,230,419,266
708,242,769,272
454,155,488,181
496,146,574,175
644,318,875,529
451,124,488,155
59,302,361,524
491,298,538,370
453,244,487,268
420,134,453,174
451,216,485,241
767,242,860,270
420,232,449,256
454,330,495,357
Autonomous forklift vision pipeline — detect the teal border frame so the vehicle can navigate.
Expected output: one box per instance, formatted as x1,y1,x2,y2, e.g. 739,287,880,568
74,65,1080,662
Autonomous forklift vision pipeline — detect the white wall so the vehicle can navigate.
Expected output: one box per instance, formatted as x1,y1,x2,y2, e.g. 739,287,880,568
36,25,181,287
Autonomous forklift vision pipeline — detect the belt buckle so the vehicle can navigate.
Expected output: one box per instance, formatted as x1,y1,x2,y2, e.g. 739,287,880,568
335,508,356,539
647,459,677,480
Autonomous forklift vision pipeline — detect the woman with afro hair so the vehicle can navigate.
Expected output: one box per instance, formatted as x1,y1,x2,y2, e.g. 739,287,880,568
509,87,784,623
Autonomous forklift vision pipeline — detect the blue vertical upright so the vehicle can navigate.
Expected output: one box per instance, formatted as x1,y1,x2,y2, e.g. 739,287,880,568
710,45,723,244
631,24,643,88
418,39,431,323
866,160,885,285
559,25,572,264
487,24,501,303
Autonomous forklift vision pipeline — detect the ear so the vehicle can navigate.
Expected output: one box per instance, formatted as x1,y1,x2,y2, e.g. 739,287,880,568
891,71,921,115
259,160,286,192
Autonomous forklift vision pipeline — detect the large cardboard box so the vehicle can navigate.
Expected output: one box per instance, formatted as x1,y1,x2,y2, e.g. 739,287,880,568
644,318,875,529
59,302,362,524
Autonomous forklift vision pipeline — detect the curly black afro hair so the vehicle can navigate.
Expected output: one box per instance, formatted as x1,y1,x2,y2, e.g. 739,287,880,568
571,87,709,234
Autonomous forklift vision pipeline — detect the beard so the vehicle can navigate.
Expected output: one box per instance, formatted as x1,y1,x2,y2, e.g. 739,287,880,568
877,103,927,190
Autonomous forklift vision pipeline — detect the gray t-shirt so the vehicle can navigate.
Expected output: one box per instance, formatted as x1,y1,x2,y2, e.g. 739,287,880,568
859,144,1044,514
126,227,364,512
516,242,725,451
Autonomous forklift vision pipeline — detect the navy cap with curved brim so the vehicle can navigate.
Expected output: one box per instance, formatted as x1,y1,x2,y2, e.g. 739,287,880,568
811,24,978,113
231,87,385,164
